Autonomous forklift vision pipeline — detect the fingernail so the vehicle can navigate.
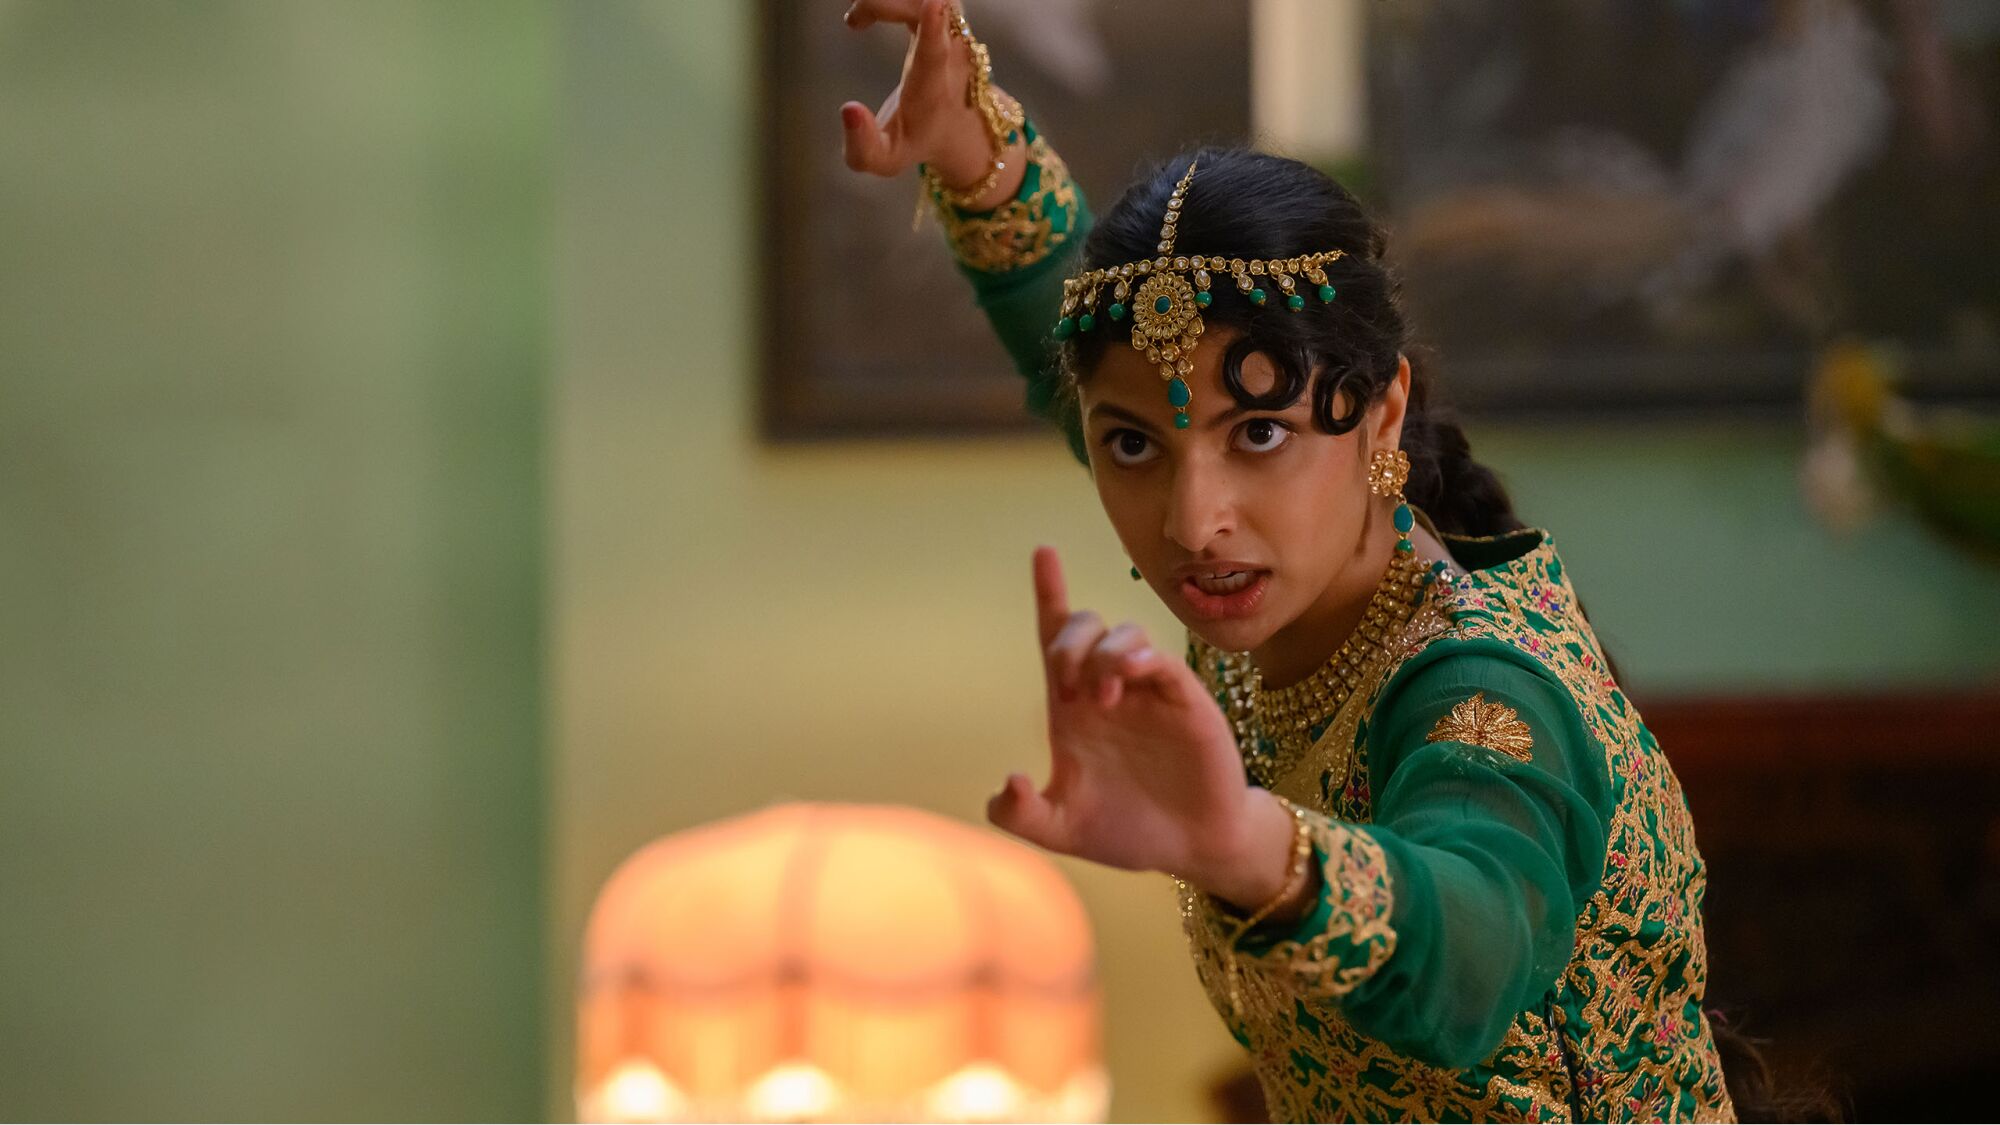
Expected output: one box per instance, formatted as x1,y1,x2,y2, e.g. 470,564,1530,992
1127,647,1155,665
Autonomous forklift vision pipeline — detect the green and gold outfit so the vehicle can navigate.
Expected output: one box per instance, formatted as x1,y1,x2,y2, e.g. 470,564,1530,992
927,120,1735,1123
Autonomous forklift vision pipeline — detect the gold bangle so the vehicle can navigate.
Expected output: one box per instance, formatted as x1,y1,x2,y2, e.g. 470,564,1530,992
926,122,1076,272
920,157,1005,212
1224,795,1315,944
1218,795,1316,1024
912,3,1025,222
947,4,1023,170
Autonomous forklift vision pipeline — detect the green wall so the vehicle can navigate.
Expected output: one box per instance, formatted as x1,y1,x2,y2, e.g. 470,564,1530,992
1478,421,2000,694
0,3,548,1119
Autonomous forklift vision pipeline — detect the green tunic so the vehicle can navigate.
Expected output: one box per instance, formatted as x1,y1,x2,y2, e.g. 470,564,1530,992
929,118,1735,1123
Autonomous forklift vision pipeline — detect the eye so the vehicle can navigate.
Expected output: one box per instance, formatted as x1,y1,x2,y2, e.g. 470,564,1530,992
1234,417,1293,454
1102,428,1160,467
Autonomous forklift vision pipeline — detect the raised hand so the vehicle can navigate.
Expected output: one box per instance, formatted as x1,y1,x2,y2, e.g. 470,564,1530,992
986,547,1260,883
839,0,1025,203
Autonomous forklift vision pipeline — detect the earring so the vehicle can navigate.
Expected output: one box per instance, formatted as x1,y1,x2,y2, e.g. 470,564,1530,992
1368,448,1416,555
1130,564,1142,581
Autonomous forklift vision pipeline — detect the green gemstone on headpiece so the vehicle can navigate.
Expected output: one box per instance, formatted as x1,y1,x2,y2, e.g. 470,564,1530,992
1173,411,1191,430
1248,287,1266,306
1195,291,1212,307
1393,503,1415,533
1053,317,1075,340
1167,377,1191,408
1109,302,1126,320
1286,294,1305,311
1154,295,1172,314
1078,312,1095,332
1319,284,1336,302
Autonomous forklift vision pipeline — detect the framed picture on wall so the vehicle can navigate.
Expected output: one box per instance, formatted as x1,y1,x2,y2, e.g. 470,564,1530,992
1364,0,2000,414
761,0,1997,435
758,0,1254,440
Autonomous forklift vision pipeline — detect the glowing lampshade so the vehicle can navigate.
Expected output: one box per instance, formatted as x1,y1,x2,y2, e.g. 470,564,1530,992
576,801,1107,1123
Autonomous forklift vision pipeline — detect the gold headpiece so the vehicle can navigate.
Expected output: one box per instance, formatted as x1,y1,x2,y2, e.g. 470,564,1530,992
1050,157,1347,430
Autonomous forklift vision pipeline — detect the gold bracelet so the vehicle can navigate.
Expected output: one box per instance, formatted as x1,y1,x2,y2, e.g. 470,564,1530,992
1219,794,1315,1024
912,3,1025,222
951,5,1021,152
927,120,1076,272
1224,795,1316,943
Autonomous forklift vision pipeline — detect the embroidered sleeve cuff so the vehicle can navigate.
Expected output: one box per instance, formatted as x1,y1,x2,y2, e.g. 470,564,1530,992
929,117,1083,276
1192,815,1399,1000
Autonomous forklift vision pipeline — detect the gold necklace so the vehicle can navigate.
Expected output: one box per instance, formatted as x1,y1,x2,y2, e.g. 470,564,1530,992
1225,550,1447,789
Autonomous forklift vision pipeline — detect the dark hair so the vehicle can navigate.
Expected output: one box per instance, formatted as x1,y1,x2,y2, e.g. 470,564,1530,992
1057,145,1523,539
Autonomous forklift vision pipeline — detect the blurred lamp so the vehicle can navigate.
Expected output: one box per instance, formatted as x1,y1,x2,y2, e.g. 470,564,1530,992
576,801,1107,1123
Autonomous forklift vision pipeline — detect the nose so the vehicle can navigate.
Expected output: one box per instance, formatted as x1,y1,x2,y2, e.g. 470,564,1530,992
1163,455,1236,553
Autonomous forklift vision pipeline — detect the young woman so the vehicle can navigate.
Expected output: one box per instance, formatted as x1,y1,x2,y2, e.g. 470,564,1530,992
841,2,1741,1120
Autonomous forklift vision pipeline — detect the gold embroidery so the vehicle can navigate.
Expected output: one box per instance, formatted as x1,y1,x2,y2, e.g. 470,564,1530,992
935,129,1077,273
1426,691,1536,762
1179,533,1737,1123
1173,814,1397,1016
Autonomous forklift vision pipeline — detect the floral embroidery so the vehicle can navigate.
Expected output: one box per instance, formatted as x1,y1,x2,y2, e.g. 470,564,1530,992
1426,691,1537,762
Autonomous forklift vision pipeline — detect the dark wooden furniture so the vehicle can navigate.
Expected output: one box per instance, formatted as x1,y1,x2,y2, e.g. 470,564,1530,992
1649,691,2000,1121
1204,692,2000,1122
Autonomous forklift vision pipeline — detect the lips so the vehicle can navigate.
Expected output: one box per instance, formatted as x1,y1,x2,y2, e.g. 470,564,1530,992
1178,566,1271,620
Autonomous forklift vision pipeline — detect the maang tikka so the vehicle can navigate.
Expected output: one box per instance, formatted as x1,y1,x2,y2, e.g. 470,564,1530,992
1051,156,1347,431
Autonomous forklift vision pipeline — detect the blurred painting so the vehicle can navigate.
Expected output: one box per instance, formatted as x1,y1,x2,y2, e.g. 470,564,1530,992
1368,0,2000,414
759,0,1253,439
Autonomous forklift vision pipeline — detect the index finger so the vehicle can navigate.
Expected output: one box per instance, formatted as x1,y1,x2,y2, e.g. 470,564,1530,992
1032,545,1069,648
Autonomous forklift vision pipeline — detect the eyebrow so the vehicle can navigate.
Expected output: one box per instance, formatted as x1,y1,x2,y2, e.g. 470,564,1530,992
1087,402,1159,433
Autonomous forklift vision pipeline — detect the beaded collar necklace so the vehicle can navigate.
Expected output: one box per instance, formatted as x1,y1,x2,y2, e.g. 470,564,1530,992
1224,549,1456,790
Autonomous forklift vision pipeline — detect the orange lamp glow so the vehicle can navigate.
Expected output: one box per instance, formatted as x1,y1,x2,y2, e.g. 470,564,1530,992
576,801,1107,1123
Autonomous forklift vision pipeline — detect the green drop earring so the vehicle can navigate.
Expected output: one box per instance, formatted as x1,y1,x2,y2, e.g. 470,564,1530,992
1130,564,1142,581
1368,448,1414,553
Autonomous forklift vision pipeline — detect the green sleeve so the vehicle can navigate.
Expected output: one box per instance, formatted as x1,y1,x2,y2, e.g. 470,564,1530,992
1203,638,1615,1069
929,116,1093,465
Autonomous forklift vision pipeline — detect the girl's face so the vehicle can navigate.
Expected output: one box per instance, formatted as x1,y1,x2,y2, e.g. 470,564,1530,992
1077,325,1409,656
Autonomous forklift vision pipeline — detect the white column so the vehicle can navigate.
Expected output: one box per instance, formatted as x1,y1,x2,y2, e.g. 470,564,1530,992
1251,0,1369,162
